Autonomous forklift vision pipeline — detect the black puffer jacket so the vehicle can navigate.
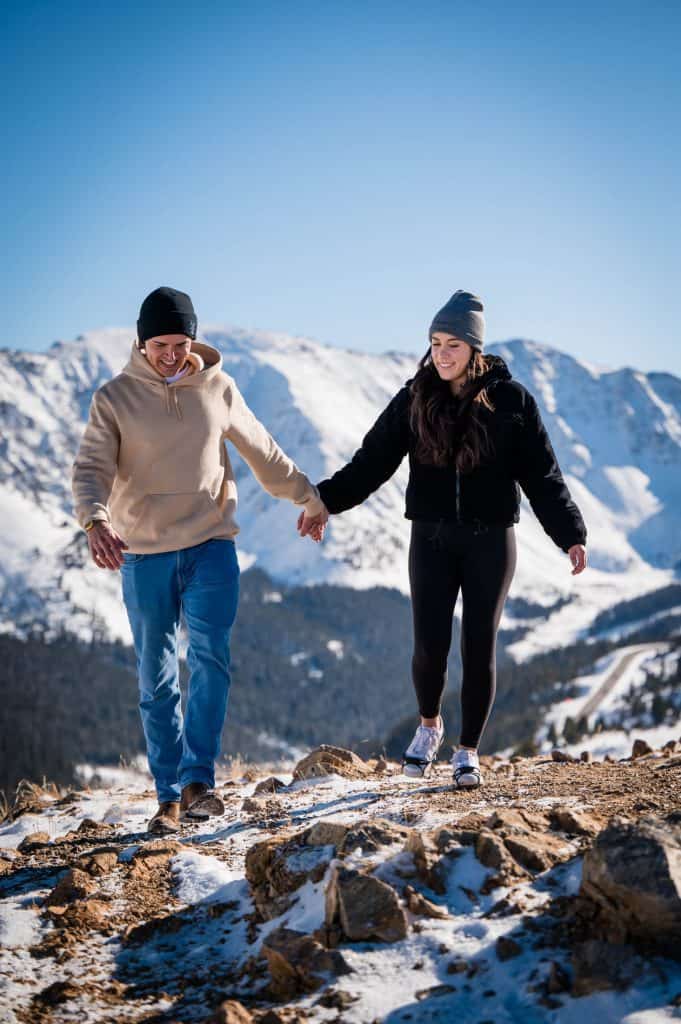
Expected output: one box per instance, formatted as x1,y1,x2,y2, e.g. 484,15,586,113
317,355,587,553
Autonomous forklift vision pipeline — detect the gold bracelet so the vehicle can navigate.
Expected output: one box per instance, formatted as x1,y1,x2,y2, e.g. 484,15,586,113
84,520,97,532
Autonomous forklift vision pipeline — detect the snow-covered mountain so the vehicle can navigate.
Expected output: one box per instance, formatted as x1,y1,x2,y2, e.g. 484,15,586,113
1,327,680,653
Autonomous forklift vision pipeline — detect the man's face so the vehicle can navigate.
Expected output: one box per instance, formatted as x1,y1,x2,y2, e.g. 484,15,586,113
144,335,192,377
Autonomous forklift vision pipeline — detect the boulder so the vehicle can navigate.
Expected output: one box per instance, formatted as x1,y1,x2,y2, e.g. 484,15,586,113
337,820,412,856
18,831,50,852
261,926,351,999
254,777,287,795
579,816,681,955
127,839,183,879
404,885,449,919
292,745,373,781
207,999,254,1023
495,936,522,961
631,738,653,758
305,821,350,847
44,868,98,907
551,749,577,763
503,833,574,873
325,864,407,942
549,807,605,837
75,846,120,876
246,833,334,921
404,831,463,894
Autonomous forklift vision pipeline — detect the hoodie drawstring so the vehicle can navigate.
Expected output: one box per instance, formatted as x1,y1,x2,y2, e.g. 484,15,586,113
158,384,182,420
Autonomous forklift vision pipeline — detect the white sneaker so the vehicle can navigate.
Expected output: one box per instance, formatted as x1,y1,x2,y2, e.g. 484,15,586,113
402,719,444,778
452,748,482,788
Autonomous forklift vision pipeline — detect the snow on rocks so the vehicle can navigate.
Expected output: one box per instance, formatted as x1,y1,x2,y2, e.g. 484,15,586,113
2,747,681,1022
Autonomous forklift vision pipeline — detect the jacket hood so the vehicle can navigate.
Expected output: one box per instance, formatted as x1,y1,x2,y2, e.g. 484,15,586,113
121,340,223,386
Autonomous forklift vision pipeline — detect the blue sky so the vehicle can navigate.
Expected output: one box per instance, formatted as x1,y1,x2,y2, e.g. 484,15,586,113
2,1,679,374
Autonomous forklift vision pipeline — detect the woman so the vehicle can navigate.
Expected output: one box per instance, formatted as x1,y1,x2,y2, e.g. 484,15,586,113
72,286,325,833
300,290,587,788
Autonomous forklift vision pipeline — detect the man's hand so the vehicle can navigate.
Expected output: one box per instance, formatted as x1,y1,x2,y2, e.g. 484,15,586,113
297,505,329,543
568,544,587,575
87,522,128,570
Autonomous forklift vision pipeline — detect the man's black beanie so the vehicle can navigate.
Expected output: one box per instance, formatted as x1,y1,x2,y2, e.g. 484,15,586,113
137,286,198,344
429,290,485,350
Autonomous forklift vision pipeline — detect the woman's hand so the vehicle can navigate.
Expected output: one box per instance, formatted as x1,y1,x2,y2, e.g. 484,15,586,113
297,505,329,543
568,544,587,575
87,522,128,570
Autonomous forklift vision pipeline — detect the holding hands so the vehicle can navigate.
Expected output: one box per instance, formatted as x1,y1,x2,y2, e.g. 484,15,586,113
297,504,329,543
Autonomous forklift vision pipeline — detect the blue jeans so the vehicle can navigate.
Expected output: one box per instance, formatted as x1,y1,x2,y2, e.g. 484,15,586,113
120,539,240,802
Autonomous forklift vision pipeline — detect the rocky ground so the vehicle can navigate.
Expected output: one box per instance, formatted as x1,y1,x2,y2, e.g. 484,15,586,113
1,741,680,1024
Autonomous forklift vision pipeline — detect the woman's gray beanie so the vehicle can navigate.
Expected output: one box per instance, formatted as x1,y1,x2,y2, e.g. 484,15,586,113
429,290,485,350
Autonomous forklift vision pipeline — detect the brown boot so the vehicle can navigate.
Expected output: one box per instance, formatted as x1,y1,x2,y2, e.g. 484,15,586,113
180,782,225,821
147,801,180,835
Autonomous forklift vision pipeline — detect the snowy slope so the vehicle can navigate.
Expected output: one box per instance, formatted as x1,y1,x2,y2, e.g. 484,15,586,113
0,328,679,652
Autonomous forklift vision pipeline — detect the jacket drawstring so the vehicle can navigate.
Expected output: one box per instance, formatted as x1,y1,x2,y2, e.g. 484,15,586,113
164,385,171,415
173,390,183,420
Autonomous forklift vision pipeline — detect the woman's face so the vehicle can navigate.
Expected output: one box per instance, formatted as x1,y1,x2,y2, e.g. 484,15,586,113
430,332,473,387
143,334,192,377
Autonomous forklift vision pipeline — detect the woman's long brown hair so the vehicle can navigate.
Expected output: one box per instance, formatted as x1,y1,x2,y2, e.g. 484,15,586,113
409,348,496,472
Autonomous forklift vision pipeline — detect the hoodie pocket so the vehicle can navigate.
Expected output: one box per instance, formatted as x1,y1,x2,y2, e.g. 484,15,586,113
126,491,224,547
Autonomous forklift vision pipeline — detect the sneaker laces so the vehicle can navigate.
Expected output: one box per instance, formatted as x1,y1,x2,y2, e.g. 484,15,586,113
406,722,443,761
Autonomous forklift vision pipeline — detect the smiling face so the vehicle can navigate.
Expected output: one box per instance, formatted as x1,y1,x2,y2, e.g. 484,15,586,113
143,334,192,377
430,332,474,392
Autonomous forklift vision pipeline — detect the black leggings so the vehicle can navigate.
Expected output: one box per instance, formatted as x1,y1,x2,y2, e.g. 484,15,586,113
408,520,517,749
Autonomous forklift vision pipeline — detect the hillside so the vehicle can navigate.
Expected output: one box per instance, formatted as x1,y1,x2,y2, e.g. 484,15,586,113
1,744,680,1023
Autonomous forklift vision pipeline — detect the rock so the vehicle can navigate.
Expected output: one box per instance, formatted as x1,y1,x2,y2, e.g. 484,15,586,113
76,817,115,834
44,868,98,907
50,899,111,932
292,745,373,781
337,820,412,856
326,865,408,942
551,749,577,763
75,846,120,876
495,936,522,961
662,739,679,753
632,738,654,758
415,984,456,1000
580,750,592,762
549,807,605,837
261,926,351,999
127,839,183,879
404,885,450,919
246,833,334,921
486,808,550,834
35,980,82,1005
207,999,254,1023
546,960,570,994
374,756,389,773
404,831,463,894
315,988,358,1009
579,816,681,954
446,957,469,974
504,833,574,873
305,821,350,847
18,831,50,852
475,831,530,891
572,939,644,995
254,777,286,795
242,796,266,813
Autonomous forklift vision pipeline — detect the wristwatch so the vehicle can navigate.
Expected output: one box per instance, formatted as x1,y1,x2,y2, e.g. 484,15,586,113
84,520,97,532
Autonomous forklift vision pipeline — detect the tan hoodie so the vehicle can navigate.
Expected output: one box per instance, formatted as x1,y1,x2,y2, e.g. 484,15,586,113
72,341,325,553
